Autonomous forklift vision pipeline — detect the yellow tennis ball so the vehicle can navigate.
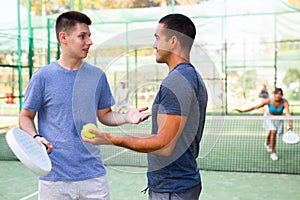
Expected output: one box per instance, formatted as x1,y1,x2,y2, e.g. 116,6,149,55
82,123,97,139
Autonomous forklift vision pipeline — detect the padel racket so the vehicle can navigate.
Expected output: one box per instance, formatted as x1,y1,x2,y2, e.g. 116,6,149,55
282,130,300,144
5,127,52,176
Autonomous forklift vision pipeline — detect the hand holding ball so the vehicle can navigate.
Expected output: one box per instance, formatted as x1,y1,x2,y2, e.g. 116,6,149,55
82,123,97,139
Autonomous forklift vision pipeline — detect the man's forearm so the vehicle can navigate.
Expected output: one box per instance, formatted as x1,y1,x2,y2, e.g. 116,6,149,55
19,116,38,137
108,134,163,153
99,111,127,126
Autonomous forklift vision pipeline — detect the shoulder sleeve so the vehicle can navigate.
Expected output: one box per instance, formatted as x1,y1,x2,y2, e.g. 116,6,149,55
82,63,115,110
23,71,44,112
158,71,195,116
96,72,115,110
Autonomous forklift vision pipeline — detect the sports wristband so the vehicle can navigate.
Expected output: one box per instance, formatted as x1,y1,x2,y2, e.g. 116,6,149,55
33,134,41,139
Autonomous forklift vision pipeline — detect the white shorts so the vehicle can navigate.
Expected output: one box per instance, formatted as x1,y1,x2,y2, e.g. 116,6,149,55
38,175,110,200
263,111,284,135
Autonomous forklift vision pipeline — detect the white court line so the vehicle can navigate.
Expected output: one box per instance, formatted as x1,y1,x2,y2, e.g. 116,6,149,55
20,191,38,200
103,149,129,163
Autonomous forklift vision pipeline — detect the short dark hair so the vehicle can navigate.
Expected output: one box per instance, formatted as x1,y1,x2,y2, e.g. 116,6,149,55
55,11,92,42
274,87,283,96
159,13,196,49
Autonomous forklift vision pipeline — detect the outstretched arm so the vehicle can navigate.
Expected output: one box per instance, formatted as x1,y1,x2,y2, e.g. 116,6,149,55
83,114,186,156
97,107,151,126
235,98,269,113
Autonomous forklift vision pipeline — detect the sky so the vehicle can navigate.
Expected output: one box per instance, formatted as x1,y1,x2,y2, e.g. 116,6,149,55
0,0,27,24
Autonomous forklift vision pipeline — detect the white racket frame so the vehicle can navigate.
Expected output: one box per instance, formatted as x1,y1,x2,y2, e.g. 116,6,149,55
5,128,51,176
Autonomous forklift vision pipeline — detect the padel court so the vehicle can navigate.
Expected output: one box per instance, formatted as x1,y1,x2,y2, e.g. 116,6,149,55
1,161,300,200
1,115,300,200
1,0,300,199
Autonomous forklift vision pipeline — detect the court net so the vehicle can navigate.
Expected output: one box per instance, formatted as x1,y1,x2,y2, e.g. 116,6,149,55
1,115,300,174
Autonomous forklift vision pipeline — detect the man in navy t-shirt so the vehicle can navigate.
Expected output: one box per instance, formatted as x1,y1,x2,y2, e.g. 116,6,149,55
83,13,208,200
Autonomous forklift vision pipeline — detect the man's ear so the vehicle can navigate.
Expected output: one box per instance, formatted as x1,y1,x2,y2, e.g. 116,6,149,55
170,35,179,48
58,32,67,44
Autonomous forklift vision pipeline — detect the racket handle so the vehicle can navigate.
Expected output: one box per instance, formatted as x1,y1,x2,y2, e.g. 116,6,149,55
33,134,49,152
43,144,49,150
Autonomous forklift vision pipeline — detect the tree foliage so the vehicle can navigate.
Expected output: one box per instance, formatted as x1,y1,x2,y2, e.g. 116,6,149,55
287,0,300,9
283,68,300,86
283,68,300,100
20,0,204,15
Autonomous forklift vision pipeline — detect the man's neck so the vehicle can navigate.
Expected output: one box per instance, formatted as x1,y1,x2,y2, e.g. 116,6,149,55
167,57,189,71
58,57,83,70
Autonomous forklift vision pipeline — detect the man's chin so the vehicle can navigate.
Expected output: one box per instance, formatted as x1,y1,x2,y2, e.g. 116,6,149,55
155,58,164,64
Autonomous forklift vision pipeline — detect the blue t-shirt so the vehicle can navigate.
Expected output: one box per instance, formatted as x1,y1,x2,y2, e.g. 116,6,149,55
147,62,208,192
23,61,114,181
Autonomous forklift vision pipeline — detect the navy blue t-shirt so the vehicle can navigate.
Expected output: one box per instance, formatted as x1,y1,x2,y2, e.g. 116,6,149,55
147,62,208,192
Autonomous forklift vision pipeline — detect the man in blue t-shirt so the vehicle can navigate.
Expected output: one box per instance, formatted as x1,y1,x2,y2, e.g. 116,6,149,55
83,14,208,200
19,11,150,200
